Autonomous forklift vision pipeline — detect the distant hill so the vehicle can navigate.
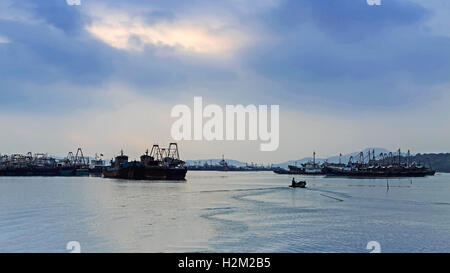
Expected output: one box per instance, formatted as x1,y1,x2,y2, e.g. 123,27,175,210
413,153,450,172
272,157,326,169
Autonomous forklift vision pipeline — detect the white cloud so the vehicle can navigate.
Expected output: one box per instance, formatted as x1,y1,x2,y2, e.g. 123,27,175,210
0,35,10,44
0,0,41,24
85,8,251,56
409,0,450,37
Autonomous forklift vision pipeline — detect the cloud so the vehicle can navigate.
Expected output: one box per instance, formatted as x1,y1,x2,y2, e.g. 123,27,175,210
10,0,85,34
307,0,428,41
0,35,9,43
240,0,450,109
264,0,428,41
0,17,115,112
408,0,450,37
85,8,251,55
1,0,450,160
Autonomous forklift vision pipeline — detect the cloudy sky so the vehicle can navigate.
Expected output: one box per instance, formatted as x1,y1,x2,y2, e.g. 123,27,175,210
1,0,449,164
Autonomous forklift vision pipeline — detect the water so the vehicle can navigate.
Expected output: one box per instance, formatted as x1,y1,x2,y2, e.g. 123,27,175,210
0,172,449,253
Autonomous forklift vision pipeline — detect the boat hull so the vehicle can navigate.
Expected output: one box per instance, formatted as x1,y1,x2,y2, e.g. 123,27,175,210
89,166,104,175
0,167,95,177
324,167,436,177
0,168,60,176
274,167,325,175
103,163,187,180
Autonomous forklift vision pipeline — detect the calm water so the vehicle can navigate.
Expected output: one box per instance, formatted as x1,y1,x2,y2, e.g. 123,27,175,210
0,171,449,253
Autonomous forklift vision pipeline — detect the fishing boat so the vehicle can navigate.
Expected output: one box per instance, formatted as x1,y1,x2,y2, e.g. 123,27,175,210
276,152,325,175
290,180,307,188
89,153,105,175
273,168,292,174
57,148,90,176
103,143,187,180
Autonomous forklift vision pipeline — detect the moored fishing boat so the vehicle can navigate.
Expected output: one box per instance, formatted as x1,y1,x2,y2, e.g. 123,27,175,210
0,149,91,177
275,152,325,175
323,149,436,177
324,165,435,177
103,143,187,180
89,154,105,175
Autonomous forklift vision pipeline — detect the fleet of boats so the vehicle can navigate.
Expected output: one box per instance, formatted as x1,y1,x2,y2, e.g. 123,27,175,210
0,147,437,179
274,149,436,177
0,148,100,176
0,143,187,180
187,155,273,172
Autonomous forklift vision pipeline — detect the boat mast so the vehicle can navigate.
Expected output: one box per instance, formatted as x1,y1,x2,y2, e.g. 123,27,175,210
313,151,316,168
407,150,411,167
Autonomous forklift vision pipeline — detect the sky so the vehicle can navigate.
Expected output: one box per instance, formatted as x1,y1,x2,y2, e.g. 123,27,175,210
1,0,450,164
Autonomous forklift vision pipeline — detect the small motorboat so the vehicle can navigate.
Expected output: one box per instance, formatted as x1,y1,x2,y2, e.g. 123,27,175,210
290,180,306,188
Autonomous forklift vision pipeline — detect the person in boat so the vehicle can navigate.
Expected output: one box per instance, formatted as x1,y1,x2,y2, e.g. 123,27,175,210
292,177,296,187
